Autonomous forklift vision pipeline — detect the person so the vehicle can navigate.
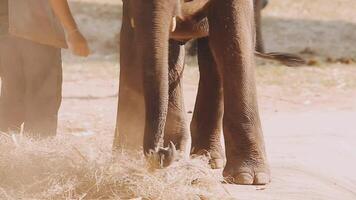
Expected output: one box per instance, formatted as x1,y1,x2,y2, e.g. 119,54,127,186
0,0,90,138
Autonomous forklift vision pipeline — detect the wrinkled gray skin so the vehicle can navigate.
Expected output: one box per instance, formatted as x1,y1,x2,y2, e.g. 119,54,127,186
114,0,270,185
114,0,191,169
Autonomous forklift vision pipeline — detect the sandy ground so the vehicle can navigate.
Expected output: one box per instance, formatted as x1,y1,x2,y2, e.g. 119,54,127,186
1,0,356,199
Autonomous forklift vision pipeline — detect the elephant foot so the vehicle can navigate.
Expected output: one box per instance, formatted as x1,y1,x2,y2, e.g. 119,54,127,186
164,133,191,159
146,141,179,169
192,143,225,169
223,152,270,185
210,157,225,169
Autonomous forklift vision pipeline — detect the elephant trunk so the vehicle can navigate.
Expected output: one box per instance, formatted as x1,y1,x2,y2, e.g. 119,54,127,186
135,10,173,155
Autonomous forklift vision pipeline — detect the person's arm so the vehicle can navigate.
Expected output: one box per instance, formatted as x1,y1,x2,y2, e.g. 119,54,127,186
49,0,90,57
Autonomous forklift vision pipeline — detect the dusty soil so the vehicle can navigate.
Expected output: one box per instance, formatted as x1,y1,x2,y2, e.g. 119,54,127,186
1,0,356,199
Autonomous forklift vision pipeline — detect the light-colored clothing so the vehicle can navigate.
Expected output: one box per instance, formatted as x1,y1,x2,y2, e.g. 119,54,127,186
0,35,62,136
8,0,67,48
0,0,66,137
0,0,9,37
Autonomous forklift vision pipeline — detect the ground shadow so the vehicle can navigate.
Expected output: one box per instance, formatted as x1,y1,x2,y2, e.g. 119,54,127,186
263,17,356,58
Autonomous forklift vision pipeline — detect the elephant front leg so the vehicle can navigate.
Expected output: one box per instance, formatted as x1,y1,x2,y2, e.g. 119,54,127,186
208,0,270,185
191,37,224,169
114,4,145,150
164,40,191,158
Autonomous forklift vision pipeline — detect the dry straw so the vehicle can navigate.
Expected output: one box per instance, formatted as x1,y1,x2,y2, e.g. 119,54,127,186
0,133,233,200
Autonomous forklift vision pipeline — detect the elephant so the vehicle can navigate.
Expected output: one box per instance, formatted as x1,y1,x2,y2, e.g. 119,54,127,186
186,0,268,56
114,0,192,170
171,0,303,66
114,0,297,185
254,0,268,52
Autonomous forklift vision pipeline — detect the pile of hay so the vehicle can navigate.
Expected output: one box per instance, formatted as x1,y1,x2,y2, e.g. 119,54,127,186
0,133,232,200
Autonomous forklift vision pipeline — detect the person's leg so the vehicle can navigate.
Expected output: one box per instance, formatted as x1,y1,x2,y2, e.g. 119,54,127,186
0,36,26,133
21,38,62,138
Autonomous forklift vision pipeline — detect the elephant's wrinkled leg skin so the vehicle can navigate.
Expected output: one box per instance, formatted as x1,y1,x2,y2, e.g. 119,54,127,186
164,40,191,158
208,0,270,185
114,4,145,150
191,37,224,169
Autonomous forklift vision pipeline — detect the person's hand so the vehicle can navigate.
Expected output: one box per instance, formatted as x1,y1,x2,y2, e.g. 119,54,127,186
66,29,90,57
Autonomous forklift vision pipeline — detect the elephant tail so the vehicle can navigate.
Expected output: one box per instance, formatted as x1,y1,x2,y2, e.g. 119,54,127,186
255,51,306,67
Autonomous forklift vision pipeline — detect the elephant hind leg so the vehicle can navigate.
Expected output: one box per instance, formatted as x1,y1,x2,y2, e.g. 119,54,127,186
254,0,265,53
164,40,191,158
190,37,224,169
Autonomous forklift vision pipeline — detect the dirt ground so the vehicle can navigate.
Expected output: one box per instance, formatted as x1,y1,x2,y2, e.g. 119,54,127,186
1,0,356,199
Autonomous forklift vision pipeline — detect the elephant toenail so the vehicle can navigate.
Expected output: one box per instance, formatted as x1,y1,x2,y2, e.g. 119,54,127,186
254,173,270,185
235,173,254,185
